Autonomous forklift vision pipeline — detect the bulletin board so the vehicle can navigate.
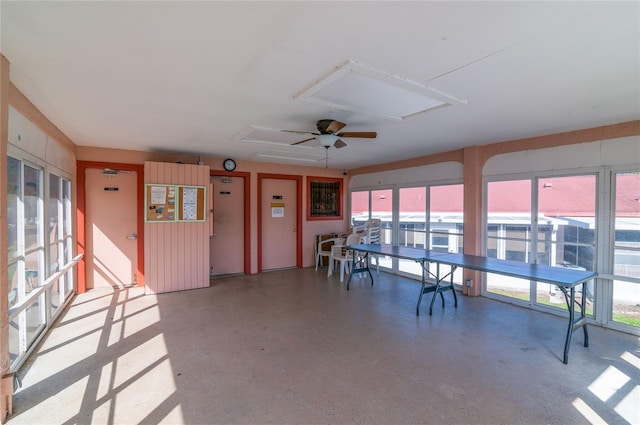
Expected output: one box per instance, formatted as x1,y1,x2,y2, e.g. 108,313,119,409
177,185,206,221
145,184,206,222
145,184,177,222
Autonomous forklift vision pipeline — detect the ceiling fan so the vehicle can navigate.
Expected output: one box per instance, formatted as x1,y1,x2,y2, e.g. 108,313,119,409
282,119,377,167
283,119,377,149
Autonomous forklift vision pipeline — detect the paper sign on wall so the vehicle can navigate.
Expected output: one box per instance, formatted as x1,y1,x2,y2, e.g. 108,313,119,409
271,203,284,218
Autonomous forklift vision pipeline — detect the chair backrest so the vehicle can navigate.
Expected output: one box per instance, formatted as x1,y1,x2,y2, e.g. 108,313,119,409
365,218,381,229
362,218,381,244
366,225,381,244
318,237,344,253
332,232,361,259
345,232,361,246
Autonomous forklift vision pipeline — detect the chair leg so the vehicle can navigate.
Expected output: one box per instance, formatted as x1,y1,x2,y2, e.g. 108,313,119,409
340,260,345,282
327,257,333,277
315,253,320,271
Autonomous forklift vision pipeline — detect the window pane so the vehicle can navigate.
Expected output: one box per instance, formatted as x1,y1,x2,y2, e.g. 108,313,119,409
7,157,21,308
8,263,18,308
371,189,392,245
612,172,640,327
9,299,47,365
486,180,531,301
25,250,44,294
612,280,640,327
47,174,64,270
9,315,20,364
430,184,464,255
7,157,20,262
350,191,369,228
536,175,596,309
49,174,62,306
25,296,46,351
399,187,426,275
24,165,42,249
63,179,74,297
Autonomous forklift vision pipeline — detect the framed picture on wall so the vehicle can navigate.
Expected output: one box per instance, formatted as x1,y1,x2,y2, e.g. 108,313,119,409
307,176,343,221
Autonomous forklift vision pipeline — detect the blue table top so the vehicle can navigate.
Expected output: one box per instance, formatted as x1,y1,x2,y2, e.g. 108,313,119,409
349,244,597,288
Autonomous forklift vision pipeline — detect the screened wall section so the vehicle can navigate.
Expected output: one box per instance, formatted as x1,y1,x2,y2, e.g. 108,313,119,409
7,154,75,369
610,171,640,329
484,169,639,333
350,183,463,283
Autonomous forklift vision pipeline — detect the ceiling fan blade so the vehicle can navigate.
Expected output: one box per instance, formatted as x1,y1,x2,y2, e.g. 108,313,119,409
281,129,317,135
336,131,377,139
316,119,347,134
326,120,347,134
291,137,316,146
334,139,347,149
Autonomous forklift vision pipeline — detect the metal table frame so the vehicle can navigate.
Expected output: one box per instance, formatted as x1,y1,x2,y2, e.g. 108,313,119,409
346,244,597,364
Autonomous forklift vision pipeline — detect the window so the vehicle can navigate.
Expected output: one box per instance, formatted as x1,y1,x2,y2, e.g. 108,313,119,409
535,175,596,313
7,159,46,364
352,184,463,278
48,174,74,316
307,177,343,220
350,190,370,228
350,188,394,269
6,154,75,369
486,179,532,301
611,171,640,328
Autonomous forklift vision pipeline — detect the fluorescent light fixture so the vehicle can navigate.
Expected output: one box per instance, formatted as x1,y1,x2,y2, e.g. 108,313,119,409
295,60,467,120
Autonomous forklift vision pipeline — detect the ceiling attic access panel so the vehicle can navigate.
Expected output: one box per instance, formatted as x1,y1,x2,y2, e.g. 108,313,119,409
294,60,467,120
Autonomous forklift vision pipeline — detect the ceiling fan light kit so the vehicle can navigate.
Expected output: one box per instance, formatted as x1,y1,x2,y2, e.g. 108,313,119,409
316,134,338,148
281,118,378,168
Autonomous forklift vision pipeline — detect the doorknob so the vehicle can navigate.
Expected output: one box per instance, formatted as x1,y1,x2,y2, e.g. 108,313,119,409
127,233,137,240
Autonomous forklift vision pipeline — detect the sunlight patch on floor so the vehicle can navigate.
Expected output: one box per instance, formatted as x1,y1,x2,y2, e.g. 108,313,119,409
572,397,606,424
588,366,630,402
615,385,640,424
621,351,640,369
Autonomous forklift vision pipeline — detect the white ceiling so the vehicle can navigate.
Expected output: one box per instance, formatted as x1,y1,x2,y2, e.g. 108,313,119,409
1,1,638,170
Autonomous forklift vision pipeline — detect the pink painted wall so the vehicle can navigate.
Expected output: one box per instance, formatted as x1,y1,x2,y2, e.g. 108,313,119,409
77,146,349,273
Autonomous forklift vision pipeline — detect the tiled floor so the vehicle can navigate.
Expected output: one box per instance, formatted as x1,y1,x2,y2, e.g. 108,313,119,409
7,268,640,424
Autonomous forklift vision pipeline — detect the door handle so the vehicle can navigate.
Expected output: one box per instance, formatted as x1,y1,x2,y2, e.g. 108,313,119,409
127,233,137,240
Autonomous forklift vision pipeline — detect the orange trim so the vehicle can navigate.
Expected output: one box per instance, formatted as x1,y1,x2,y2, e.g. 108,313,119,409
306,176,344,221
257,173,303,272
76,161,145,293
209,170,252,275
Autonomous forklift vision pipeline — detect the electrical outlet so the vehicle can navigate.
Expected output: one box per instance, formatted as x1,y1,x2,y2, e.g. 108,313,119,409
465,279,472,287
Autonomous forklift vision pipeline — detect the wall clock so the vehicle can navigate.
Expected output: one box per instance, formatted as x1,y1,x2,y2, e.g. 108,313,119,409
223,158,236,172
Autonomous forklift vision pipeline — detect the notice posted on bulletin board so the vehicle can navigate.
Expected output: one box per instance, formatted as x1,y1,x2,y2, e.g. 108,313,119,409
146,184,176,222
177,185,206,221
146,184,206,222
